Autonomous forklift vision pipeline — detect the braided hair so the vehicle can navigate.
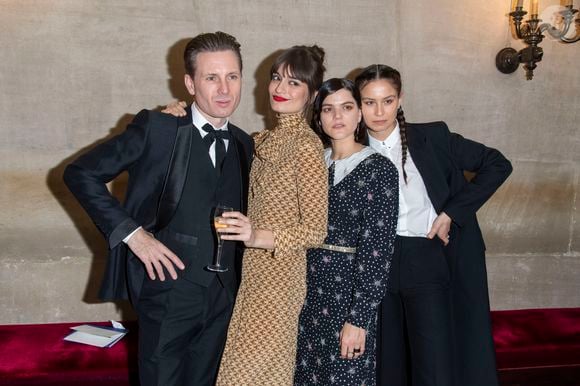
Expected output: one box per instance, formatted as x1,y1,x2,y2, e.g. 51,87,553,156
355,64,408,183
396,106,409,183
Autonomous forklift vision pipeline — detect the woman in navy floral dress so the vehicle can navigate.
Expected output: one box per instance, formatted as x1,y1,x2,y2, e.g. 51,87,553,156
294,78,399,386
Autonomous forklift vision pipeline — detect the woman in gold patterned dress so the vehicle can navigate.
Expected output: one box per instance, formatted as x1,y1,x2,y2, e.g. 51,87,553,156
214,45,328,385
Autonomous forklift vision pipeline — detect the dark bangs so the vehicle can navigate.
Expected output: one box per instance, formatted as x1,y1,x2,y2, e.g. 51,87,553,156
269,45,325,99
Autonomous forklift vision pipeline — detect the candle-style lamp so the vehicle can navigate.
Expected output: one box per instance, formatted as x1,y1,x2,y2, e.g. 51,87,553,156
496,0,579,80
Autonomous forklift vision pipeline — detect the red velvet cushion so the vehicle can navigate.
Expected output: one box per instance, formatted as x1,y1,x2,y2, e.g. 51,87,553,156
492,308,580,370
0,321,137,386
2,309,580,385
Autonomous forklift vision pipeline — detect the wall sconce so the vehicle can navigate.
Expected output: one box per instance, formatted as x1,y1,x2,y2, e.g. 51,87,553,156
496,0,579,80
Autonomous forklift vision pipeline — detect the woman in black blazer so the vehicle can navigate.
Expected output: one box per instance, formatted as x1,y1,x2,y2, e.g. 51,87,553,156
355,64,512,386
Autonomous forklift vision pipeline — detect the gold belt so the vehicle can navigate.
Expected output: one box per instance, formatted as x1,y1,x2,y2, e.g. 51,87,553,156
320,244,357,253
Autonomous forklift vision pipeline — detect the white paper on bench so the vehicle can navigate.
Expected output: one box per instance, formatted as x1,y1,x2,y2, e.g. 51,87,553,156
63,322,127,348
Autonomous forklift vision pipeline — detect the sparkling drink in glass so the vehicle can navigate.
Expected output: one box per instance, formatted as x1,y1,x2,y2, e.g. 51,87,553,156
206,204,233,272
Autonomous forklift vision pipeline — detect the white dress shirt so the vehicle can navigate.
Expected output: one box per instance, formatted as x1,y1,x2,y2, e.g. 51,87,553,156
368,122,438,237
191,103,230,167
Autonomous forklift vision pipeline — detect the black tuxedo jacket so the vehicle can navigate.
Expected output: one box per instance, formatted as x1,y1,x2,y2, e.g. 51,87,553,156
394,121,512,386
64,108,253,301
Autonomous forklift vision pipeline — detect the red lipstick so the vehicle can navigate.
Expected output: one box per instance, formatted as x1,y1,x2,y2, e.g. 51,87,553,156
273,95,289,102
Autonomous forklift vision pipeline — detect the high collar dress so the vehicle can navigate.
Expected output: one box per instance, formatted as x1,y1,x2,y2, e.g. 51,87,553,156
216,113,328,386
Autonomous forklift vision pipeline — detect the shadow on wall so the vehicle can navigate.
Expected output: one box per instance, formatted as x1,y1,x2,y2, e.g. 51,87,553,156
253,49,283,131
46,114,137,321
165,38,192,105
345,67,364,81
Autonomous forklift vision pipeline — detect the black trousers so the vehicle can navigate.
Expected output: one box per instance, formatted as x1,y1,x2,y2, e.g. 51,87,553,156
377,236,453,386
136,276,233,386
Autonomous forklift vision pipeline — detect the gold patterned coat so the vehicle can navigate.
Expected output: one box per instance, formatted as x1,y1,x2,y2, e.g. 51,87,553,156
216,113,328,386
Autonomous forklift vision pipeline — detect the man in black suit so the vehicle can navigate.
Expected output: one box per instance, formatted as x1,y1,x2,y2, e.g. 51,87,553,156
64,31,253,386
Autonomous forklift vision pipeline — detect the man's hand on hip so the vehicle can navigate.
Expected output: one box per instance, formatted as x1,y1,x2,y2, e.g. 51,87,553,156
126,228,185,281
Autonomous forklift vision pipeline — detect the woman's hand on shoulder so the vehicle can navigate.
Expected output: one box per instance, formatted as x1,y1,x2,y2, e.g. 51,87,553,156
161,100,187,117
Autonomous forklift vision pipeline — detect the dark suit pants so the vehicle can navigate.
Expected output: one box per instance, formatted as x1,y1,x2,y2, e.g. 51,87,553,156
136,276,233,386
377,236,453,386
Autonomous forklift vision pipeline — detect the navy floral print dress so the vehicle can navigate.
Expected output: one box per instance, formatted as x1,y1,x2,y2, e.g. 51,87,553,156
294,148,399,386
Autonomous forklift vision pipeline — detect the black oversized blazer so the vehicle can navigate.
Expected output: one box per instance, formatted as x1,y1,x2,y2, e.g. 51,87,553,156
64,107,254,302
390,121,512,386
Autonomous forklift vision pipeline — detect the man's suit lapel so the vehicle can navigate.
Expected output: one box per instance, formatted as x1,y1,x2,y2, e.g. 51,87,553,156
154,107,194,231
407,124,449,213
229,125,250,212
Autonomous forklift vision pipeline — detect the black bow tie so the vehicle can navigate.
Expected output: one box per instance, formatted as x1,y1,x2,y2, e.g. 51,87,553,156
201,123,230,172
201,123,231,141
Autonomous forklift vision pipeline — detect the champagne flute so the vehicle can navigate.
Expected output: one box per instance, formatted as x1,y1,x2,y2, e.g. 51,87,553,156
206,204,233,272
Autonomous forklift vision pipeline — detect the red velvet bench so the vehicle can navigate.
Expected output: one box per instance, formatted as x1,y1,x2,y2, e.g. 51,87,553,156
1,309,579,385
492,308,580,386
0,321,138,386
